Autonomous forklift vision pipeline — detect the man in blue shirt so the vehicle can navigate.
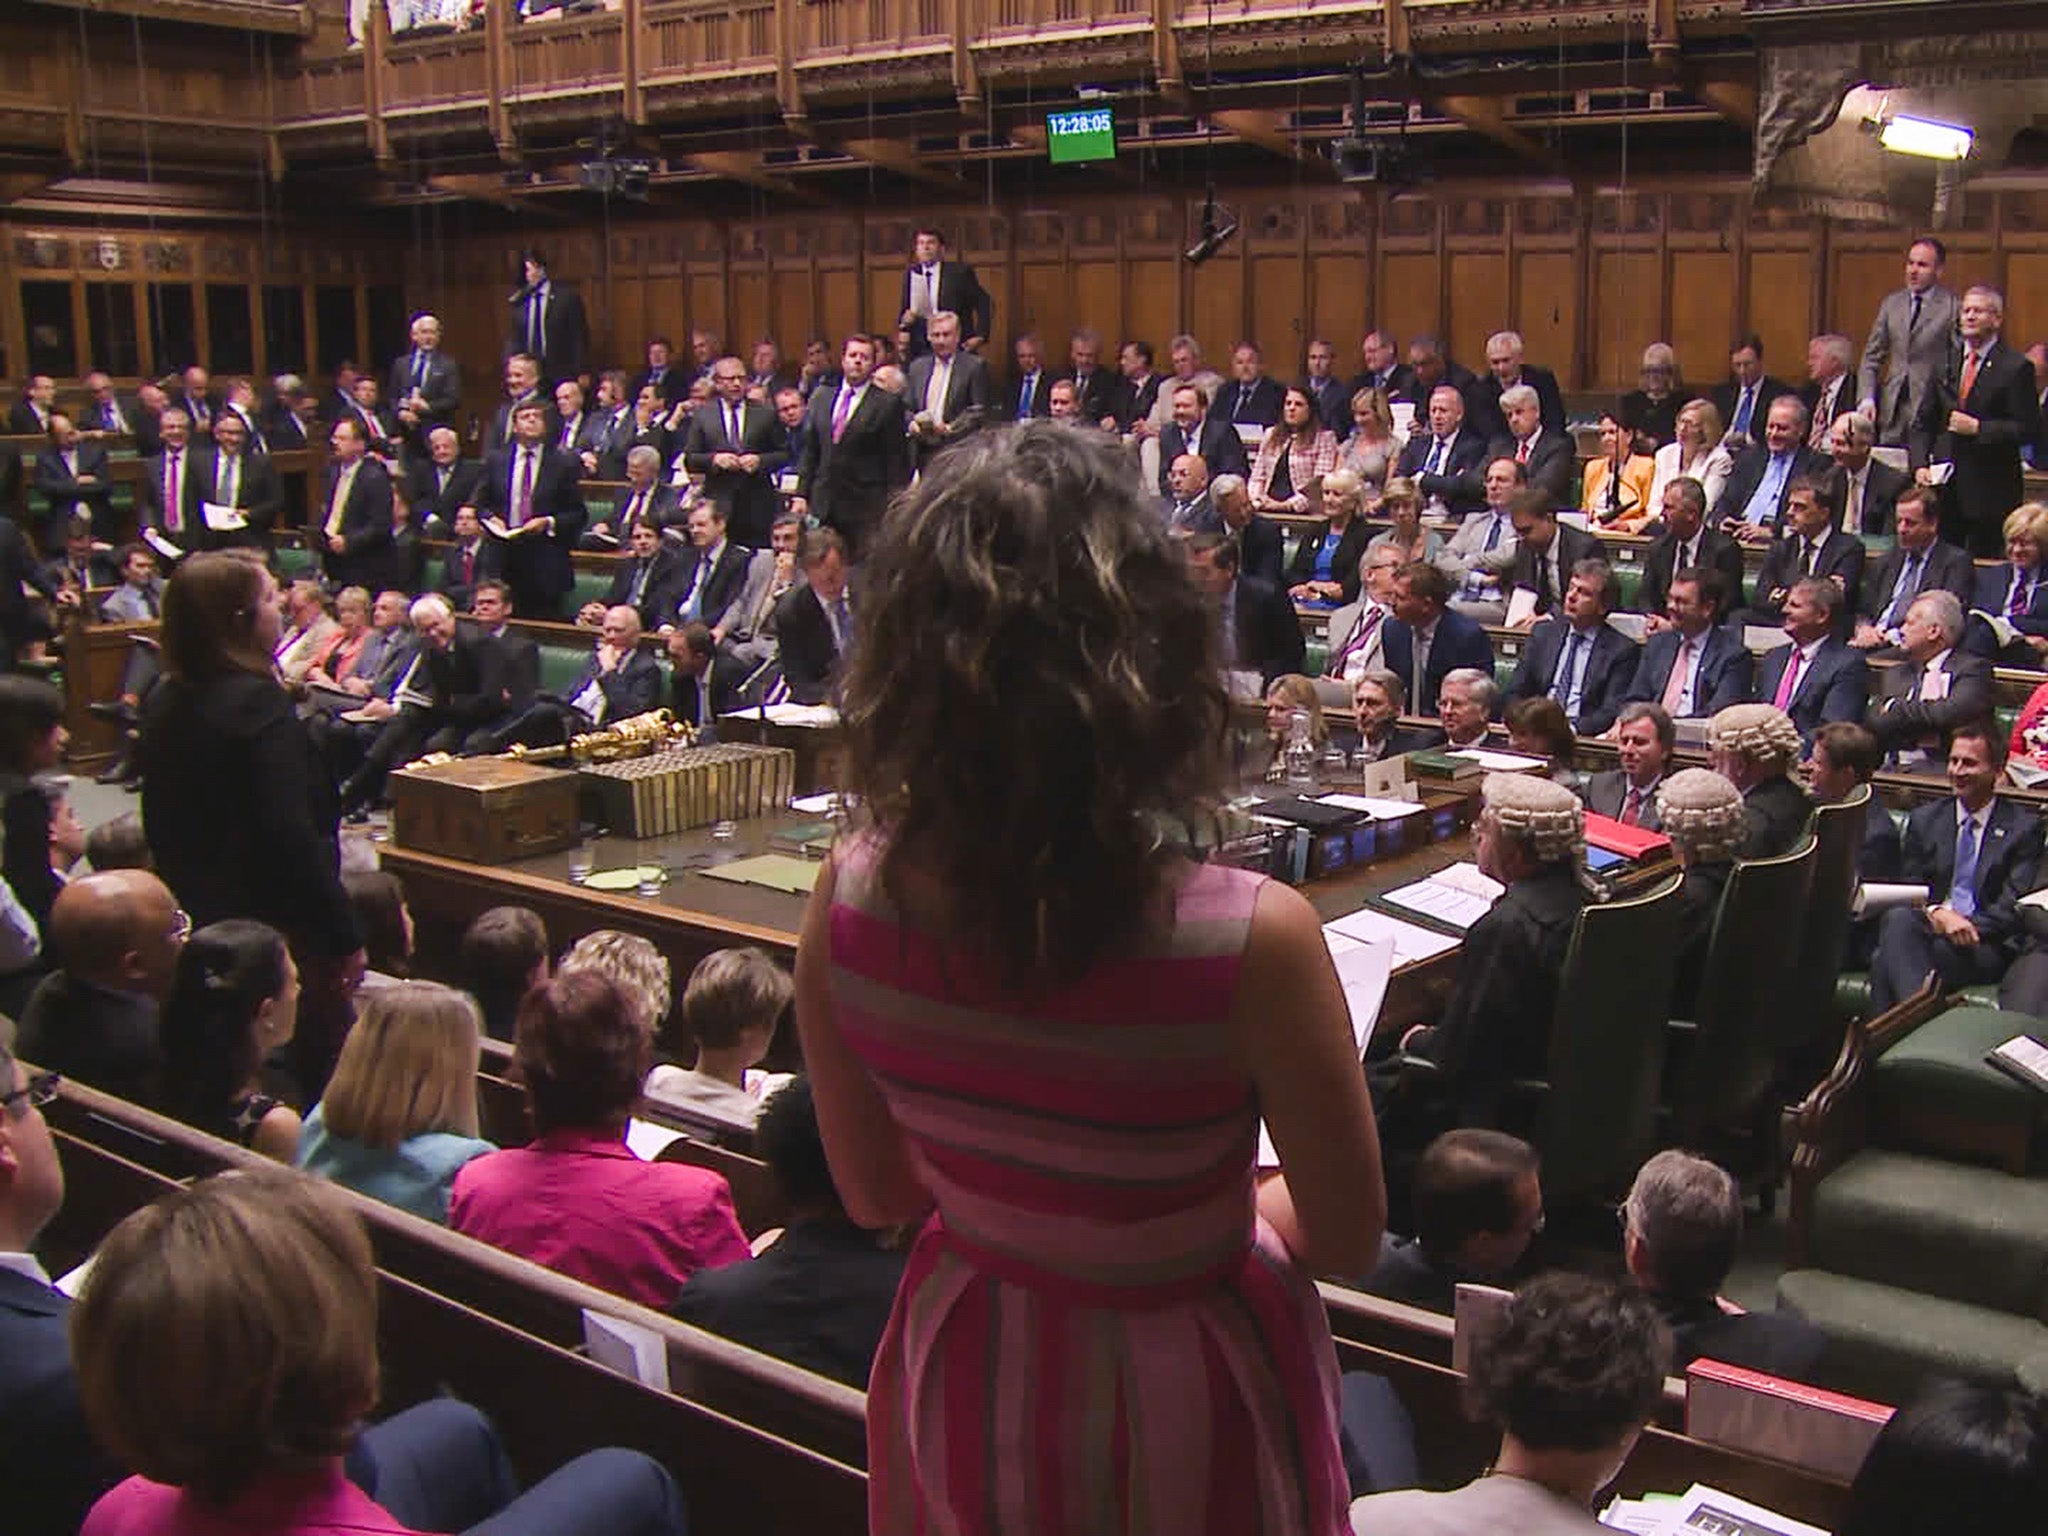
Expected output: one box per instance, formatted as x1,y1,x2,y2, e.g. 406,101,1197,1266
1714,395,1825,545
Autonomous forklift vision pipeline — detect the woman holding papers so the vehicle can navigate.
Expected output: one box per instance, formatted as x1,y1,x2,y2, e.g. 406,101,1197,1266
1964,502,2048,667
799,422,1386,1536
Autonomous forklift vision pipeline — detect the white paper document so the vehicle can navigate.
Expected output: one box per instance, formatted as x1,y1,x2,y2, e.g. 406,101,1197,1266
1323,908,1462,966
789,792,842,813
1256,936,1389,1168
1381,862,1504,931
623,1116,687,1162
1317,793,1426,821
1635,1483,1828,1536
1852,882,1929,919
141,528,183,563
201,501,248,531
733,702,840,727
1445,748,1548,772
580,1309,671,1391
1503,586,1539,628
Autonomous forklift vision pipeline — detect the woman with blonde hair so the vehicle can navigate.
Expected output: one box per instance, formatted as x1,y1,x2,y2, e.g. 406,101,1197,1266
73,1168,686,1536
298,982,494,1223
1648,396,1734,518
558,928,672,1037
1285,463,1373,606
1969,501,2048,666
801,421,1383,1536
1365,477,1442,565
1338,385,1399,490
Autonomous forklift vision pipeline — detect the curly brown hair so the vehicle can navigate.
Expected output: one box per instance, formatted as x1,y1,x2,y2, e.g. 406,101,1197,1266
1468,1272,1670,1452
841,420,1230,989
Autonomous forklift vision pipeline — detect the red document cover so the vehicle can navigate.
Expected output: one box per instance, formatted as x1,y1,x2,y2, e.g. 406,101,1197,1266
1582,810,1673,860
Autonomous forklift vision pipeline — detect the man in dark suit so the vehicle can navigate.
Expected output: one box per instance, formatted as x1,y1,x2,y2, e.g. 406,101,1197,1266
1465,330,1566,443
1407,335,1478,406
1301,339,1351,435
505,250,589,384
78,372,133,439
1868,589,1993,765
1754,578,1869,744
682,357,788,549
1709,334,1795,448
1216,343,1284,432
1707,702,1814,858
406,427,484,536
33,413,116,552
463,581,540,711
1913,284,2045,557
585,521,687,631
468,400,586,619
1807,721,1899,884
1107,341,1164,433
1213,476,1285,588
0,1043,123,1536
1156,383,1249,498
482,605,665,752
664,502,752,634
1625,566,1753,720
1382,561,1495,715
1635,477,1747,618
341,596,516,810
668,1076,908,1389
1394,385,1489,520
1352,330,1419,405
1853,486,1975,650
1356,1128,1543,1315
315,417,395,590
1004,333,1053,421
1622,1152,1827,1384
550,379,609,476
1061,329,1117,424
905,312,993,472
1504,490,1607,625
1187,531,1302,687
1583,702,1673,830
482,354,556,457
584,449,678,550
436,507,501,613
1870,721,2043,1013
898,227,992,359
387,312,461,447
774,530,854,705
639,337,689,408
342,377,404,464
770,385,811,478
199,411,281,551
1744,477,1866,629
176,366,218,434
7,375,55,437
1799,333,1859,450
1820,412,1909,537
793,335,910,562
1504,560,1638,735
1714,396,1826,542
133,408,207,560
1487,383,1575,506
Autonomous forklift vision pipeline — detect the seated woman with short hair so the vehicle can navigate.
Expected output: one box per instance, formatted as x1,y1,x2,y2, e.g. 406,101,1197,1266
644,946,795,1134
450,970,751,1306
298,982,495,1223
72,1167,687,1536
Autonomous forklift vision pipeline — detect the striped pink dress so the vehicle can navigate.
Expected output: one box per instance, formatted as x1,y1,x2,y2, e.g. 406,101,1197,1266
827,834,1349,1536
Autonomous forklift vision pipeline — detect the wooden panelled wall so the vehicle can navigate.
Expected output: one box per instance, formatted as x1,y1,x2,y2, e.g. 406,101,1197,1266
425,182,2048,407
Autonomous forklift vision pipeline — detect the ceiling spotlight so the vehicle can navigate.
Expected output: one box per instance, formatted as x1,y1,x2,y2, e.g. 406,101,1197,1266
1866,112,1973,161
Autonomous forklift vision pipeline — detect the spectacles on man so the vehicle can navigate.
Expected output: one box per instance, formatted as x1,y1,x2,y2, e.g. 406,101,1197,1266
1,1070,59,1116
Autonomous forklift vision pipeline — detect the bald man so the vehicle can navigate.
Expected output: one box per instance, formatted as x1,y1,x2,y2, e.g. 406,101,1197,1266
478,605,664,753
15,871,188,1102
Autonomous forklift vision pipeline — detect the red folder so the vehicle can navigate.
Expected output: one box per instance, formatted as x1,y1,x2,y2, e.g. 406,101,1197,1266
1685,1357,1893,1482
1582,810,1671,860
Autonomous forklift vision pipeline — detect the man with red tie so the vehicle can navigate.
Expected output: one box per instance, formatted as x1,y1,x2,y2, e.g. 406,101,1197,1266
1753,578,1869,746
466,400,586,620
1582,702,1673,831
135,409,203,560
1913,284,2046,556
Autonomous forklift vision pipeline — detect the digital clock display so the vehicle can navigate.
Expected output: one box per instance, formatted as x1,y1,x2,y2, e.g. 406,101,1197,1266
1046,108,1116,165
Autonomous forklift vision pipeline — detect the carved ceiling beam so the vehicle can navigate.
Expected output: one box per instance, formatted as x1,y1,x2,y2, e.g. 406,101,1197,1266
690,150,832,206
838,137,965,190
1211,109,1331,176
1435,95,1563,173
1695,78,1756,129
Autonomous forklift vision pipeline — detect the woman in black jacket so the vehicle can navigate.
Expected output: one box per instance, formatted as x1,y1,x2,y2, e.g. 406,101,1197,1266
136,551,363,1100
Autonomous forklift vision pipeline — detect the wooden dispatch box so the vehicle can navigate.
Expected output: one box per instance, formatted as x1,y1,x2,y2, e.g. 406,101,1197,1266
388,757,582,863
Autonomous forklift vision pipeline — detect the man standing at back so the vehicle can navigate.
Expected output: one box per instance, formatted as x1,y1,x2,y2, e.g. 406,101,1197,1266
792,334,910,563
1861,236,1961,449
898,227,991,360
1912,283,2044,557
682,356,786,549
469,400,585,619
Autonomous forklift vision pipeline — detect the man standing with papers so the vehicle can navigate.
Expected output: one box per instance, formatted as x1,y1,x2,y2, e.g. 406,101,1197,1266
316,417,393,590
1374,774,1589,1142
199,412,280,551
468,400,586,619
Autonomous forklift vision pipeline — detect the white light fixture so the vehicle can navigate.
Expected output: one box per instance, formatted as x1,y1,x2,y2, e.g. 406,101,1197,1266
1870,113,1974,161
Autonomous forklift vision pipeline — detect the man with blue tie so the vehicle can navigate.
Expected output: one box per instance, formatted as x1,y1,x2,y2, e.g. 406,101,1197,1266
773,530,854,705
1714,396,1824,544
504,250,589,385
1851,485,1974,651
1220,344,1283,431
1869,722,2043,1012
388,312,462,449
1504,560,1638,735
1710,334,1793,449
1395,385,1489,519
1007,334,1052,420
666,503,750,633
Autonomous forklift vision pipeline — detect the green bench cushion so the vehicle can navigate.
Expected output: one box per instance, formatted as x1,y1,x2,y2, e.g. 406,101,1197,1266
1806,1148,2048,1316
1778,1267,2047,1398
1872,1005,2044,1154
570,569,613,612
537,642,588,697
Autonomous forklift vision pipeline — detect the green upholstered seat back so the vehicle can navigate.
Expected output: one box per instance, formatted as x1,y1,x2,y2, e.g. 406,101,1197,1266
1534,874,1686,1205
1786,787,1871,1057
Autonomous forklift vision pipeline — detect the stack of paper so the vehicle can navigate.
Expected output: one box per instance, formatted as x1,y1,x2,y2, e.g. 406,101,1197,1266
1324,907,1461,966
1318,793,1425,821
1256,934,1395,1167
1381,861,1504,931
1444,747,1550,772
1603,1485,1826,1536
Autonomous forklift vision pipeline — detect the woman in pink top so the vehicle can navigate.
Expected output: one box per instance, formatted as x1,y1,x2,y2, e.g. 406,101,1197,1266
449,971,750,1307
73,1167,685,1536
798,421,1388,1535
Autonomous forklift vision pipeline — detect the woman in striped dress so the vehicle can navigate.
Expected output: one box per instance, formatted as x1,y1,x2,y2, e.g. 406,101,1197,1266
797,421,1387,1536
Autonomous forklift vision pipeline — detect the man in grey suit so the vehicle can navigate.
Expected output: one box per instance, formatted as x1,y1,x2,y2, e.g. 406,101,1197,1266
903,310,991,470
1858,235,1960,448
1581,701,1672,831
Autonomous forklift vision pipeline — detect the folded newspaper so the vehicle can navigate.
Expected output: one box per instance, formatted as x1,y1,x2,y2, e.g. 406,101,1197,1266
1601,1483,1827,1536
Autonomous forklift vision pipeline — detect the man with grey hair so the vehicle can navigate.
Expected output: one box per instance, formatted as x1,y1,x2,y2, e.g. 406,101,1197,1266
1913,282,2045,556
406,424,481,536
1621,1150,1826,1380
1487,383,1574,505
1801,332,1857,448
1438,667,1499,751
1868,588,1993,764
1822,409,1908,536
389,312,461,444
1752,575,1867,745
1470,328,1565,442
1706,702,1811,857
1211,472,1283,585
